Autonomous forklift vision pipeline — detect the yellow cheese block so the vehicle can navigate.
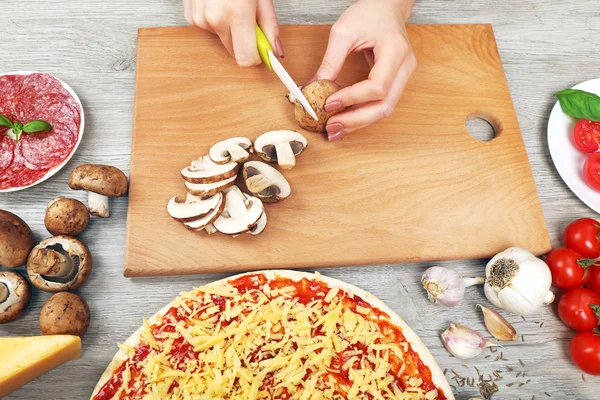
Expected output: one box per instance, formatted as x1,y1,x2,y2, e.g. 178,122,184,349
0,335,81,398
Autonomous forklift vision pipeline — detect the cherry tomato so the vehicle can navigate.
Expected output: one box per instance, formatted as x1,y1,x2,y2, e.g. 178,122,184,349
546,248,593,289
570,331,600,375
558,288,600,331
573,119,600,153
564,218,600,258
584,153,600,191
587,265,600,295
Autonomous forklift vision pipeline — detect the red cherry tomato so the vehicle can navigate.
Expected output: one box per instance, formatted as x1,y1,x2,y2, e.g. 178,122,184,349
588,265,600,295
546,248,592,289
573,119,600,153
570,331,600,375
564,218,600,258
584,153,600,191
558,288,600,331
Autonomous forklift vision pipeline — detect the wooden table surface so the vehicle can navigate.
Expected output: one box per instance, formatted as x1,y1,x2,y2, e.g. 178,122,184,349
0,1,597,399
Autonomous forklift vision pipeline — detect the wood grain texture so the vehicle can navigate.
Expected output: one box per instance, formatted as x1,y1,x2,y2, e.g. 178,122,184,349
126,24,550,276
0,1,599,399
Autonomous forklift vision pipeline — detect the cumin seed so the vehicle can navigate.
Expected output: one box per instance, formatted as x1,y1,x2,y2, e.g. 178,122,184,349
485,355,491,359
519,382,525,387
451,369,461,378
506,366,514,372
490,347,498,353
443,368,448,375
540,322,544,328
545,392,551,397
462,364,469,369
506,382,515,387
519,359,525,367
522,334,525,342
582,374,586,382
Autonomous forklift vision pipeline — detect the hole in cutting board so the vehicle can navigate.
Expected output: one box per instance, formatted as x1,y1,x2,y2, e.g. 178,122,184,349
466,116,499,142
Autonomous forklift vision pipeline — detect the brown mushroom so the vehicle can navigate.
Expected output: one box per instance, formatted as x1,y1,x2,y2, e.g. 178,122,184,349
290,79,345,133
0,271,30,324
39,292,90,337
27,236,92,292
44,197,90,236
68,164,128,218
0,210,34,268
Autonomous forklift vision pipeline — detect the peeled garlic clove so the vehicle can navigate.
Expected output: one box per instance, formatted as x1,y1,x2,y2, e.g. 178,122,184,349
441,322,499,359
421,266,484,307
478,304,518,341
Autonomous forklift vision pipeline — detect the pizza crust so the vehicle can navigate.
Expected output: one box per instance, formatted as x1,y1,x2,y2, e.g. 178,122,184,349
91,270,454,400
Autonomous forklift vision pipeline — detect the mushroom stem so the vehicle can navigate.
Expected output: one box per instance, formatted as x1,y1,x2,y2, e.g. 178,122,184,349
28,248,75,278
275,142,296,170
0,283,8,303
246,174,273,194
227,146,250,162
88,191,109,218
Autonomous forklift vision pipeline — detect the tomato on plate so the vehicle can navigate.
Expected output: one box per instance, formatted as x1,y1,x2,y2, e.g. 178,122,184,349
570,331,600,375
564,218,600,258
584,153,600,191
587,265,600,295
573,119,600,153
546,248,593,289
558,288,600,331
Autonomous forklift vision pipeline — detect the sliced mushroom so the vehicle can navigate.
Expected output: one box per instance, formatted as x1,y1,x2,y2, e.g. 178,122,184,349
185,175,237,198
167,192,223,222
254,130,308,170
0,271,30,324
183,196,227,231
27,236,92,292
242,161,291,203
209,137,253,164
213,189,264,235
68,164,128,218
204,224,218,235
181,155,239,183
0,210,34,268
224,186,267,235
44,197,90,236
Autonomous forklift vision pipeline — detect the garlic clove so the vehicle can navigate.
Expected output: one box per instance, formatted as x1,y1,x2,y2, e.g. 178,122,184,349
441,322,499,359
478,304,518,341
421,266,484,307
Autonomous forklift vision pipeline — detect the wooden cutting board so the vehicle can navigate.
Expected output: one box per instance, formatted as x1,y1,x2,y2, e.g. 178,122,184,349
124,24,551,277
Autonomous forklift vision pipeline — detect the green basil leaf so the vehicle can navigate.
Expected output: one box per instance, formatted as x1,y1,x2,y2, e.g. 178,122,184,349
0,114,13,128
12,122,23,141
22,120,52,133
555,89,600,121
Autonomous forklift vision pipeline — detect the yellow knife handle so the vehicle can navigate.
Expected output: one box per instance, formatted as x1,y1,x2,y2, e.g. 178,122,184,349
255,24,273,71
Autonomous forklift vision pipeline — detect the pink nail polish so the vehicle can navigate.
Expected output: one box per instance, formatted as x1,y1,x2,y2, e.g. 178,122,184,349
326,122,343,134
328,130,346,142
275,38,285,58
325,101,343,113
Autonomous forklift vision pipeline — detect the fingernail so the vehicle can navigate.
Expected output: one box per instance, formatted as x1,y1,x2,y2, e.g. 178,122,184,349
328,130,346,142
326,122,343,134
275,38,285,58
304,76,318,86
325,101,343,113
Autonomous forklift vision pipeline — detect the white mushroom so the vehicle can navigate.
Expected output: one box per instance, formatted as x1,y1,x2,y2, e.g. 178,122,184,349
209,137,253,164
224,186,267,235
242,161,291,203
0,271,30,323
181,155,239,183
213,189,264,235
254,130,308,170
184,175,237,199
167,192,223,222
203,224,218,235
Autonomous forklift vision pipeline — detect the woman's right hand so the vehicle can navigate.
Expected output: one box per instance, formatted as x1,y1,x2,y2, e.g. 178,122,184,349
183,0,284,66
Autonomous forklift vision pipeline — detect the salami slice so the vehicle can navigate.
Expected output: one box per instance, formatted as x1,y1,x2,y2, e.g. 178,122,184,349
0,145,48,190
0,135,14,173
20,73,70,97
0,74,23,106
19,131,73,170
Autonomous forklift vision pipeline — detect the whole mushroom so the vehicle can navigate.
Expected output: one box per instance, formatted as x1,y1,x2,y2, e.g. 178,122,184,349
289,79,345,133
0,210,34,268
0,271,30,324
68,164,128,218
39,292,90,337
44,197,90,236
27,236,92,292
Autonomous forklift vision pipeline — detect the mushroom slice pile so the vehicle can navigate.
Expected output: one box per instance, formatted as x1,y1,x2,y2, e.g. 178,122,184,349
185,175,237,199
26,236,92,292
242,161,291,203
254,130,308,170
209,137,253,164
0,271,30,324
213,189,264,235
167,192,223,222
181,155,239,183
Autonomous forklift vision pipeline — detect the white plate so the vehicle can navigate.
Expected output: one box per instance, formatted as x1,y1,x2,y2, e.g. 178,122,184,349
548,79,600,213
0,71,85,193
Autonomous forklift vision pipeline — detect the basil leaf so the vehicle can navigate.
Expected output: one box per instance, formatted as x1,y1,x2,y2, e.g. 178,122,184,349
23,120,52,133
12,122,23,141
555,89,600,121
0,114,13,128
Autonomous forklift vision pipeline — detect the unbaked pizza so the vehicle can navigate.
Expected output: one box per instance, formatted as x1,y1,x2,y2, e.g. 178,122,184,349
92,271,453,400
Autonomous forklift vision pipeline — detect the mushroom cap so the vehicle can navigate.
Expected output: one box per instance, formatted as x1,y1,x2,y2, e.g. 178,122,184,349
0,271,30,324
213,189,264,235
167,192,223,222
39,292,90,337
294,80,344,133
44,197,90,236
0,210,35,268
209,137,253,164
242,161,291,203
182,155,239,184
27,236,92,292
254,130,308,163
184,175,237,199
68,164,128,197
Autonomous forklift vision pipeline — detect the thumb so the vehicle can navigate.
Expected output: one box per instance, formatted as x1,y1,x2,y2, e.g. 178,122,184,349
312,25,354,83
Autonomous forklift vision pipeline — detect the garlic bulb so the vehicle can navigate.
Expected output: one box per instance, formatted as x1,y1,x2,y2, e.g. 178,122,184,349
441,322,498,359
421,266,484,307
484,247,555,316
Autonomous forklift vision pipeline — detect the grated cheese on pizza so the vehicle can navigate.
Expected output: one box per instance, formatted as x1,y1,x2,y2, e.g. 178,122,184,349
93,273,448,400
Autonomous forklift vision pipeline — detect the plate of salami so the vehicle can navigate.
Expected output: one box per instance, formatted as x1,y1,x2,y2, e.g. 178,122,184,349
0,71,84,192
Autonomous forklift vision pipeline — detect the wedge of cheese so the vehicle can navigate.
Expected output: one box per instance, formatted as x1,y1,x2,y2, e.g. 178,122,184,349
0,335,81,398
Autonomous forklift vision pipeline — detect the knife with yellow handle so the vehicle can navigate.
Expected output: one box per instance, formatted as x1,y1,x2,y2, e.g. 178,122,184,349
255,25,318,121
